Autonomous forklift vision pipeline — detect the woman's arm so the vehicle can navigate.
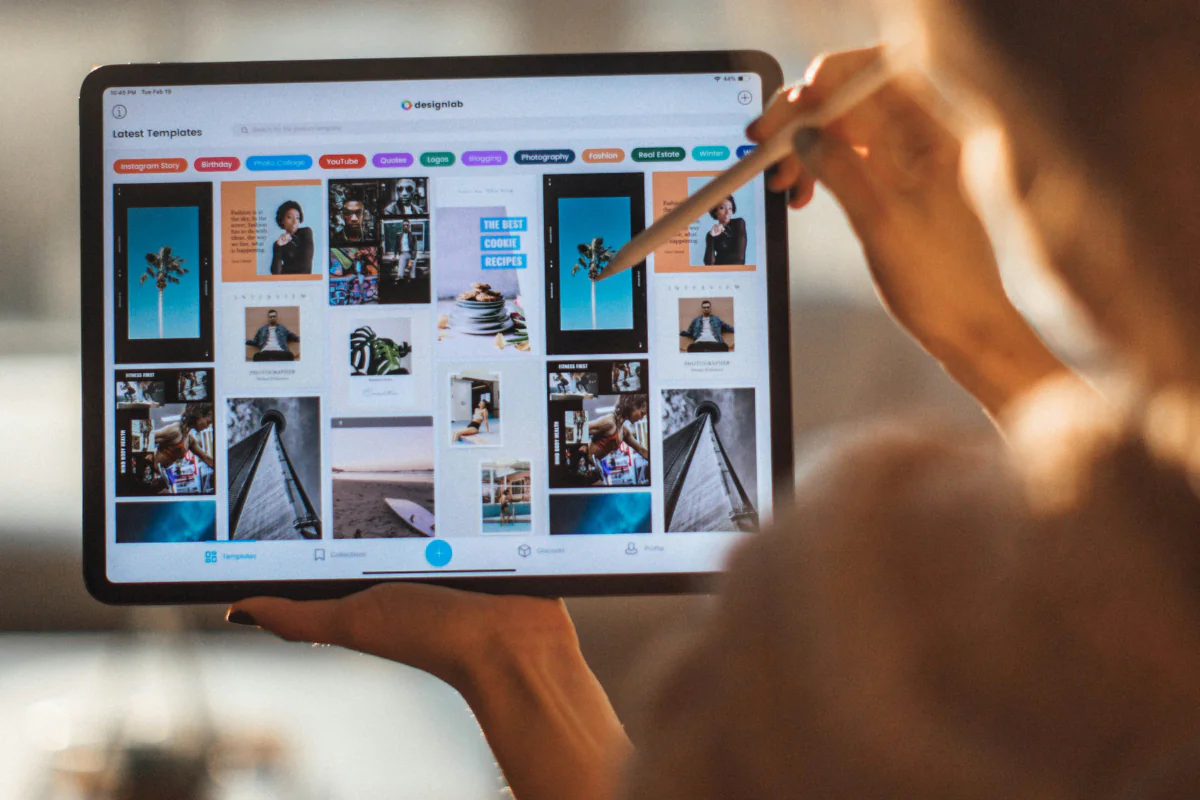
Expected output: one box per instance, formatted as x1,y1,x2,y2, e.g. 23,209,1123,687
748,48,1082,430
229,586,629,800
188,432,214,468
703,232,716,266
297,227,314,274
622,426,650,460
731,217,747,264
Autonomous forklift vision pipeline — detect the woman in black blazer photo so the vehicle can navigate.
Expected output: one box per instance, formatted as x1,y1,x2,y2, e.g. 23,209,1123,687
702,194,747,266
270,200,314,275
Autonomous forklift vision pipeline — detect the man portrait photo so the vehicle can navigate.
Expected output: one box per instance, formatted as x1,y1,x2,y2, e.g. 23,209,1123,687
679,298,735,353
245,307,301,362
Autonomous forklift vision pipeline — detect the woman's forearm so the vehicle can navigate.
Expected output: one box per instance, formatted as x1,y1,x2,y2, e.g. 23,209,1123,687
929,304,1083,432
457,622,630,800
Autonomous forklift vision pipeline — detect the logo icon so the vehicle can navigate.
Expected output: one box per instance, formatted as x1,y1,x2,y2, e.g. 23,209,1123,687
204,550,217,564
400,100,413,111
518,544,531,558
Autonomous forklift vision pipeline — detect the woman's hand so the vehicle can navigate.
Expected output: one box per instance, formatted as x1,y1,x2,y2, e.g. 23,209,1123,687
709,222,725,238
229,584,630,800
749,47,1070,423
276,232,292,247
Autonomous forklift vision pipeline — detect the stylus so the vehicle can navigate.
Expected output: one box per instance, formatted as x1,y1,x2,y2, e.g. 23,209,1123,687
603,56,894,278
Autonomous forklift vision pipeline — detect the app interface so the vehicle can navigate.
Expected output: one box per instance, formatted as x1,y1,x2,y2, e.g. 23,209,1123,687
100,72,775,582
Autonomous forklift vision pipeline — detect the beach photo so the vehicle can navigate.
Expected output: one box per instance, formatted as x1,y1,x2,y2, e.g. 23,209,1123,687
331,417,435,538
480,460,532,534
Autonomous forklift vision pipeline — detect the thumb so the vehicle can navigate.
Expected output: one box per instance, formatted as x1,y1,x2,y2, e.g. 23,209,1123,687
793,127,885,235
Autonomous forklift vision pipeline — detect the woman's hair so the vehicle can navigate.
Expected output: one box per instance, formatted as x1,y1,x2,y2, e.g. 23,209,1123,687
275,200,303,228
950,0,1200,359
615,393,648,423
708,195,736,219
180,402,212,432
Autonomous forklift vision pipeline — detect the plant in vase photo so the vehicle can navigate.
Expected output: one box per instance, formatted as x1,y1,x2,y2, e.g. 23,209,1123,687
350,326,412,375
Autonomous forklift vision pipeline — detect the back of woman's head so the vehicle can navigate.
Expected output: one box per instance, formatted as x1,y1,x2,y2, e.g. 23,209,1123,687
930,0,1200,382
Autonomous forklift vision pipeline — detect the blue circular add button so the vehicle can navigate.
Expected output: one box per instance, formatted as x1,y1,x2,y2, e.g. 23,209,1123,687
425,540,452,568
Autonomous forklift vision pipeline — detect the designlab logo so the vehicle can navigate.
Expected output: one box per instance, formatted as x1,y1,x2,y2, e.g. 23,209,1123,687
401,99,465,111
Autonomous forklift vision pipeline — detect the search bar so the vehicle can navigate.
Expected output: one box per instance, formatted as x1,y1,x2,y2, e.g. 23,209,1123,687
232,113,753,137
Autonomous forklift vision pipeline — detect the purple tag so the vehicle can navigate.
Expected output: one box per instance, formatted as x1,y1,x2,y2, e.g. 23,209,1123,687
462,150,508,166
372,152,414,168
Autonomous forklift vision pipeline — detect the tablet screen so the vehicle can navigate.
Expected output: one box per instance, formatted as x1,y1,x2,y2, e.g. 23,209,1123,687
97,68,780,585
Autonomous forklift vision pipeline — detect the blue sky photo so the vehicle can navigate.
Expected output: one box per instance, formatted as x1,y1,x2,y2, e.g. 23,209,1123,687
116,501,217,543
549,492,652,534
127,206,201,340
557,196,633,331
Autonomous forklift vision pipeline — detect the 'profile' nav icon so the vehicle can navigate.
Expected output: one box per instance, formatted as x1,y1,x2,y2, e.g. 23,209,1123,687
625,543,638,555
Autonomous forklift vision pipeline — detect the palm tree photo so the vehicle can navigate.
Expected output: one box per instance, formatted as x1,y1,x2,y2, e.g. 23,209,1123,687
571,237,617,330
139,246,189,339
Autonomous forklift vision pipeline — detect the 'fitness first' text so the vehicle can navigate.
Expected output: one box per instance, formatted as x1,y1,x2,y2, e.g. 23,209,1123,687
111,128,203,139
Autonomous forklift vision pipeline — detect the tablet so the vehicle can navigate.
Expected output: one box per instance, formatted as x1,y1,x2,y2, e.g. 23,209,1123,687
80,51,793,603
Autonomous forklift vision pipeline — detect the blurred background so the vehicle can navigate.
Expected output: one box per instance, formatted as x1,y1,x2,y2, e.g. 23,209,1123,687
0,0,1102,796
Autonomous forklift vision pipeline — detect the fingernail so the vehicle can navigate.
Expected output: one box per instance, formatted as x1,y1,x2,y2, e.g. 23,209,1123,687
226,609,257,626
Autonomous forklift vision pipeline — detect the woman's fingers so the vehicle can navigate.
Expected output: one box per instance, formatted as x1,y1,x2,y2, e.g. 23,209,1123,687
229,582,484,678
796,130,885,233
766,153,804,191
746,46,886,143
231,595,349,645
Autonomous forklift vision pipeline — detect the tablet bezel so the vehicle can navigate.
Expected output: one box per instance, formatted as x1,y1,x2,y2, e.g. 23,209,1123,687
80,49,793,604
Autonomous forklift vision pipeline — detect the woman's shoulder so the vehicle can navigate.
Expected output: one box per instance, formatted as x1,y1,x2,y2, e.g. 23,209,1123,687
730,216,747,231
296,226,313,241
